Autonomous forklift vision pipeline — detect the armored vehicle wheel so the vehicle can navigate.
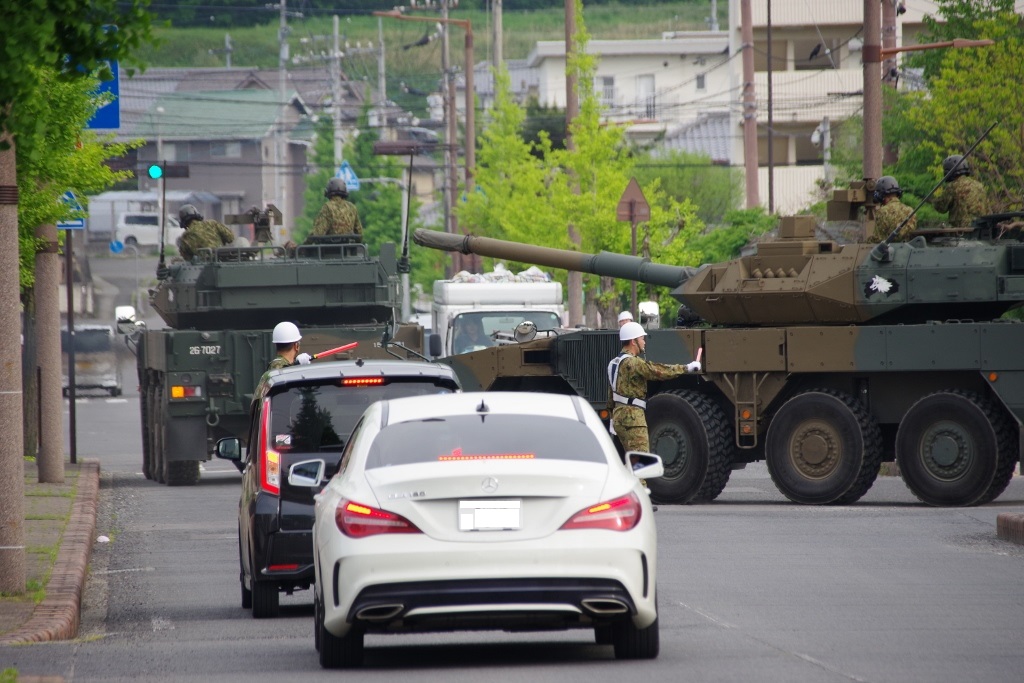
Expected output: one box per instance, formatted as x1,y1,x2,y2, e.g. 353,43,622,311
165,460,200,486
153,386,166,484
646,390,734,504
896,391,1017,506
766,390,882,505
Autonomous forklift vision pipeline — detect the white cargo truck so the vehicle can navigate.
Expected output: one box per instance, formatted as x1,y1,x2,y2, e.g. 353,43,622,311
429,268,566,357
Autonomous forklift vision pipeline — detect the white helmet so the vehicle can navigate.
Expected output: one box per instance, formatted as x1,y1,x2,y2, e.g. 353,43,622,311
272,321,302,344
617,310,633,323
619,321,647,341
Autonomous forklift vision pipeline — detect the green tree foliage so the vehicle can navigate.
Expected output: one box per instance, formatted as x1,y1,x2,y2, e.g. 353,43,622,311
633,151,741,227
16,67,141,291
896,13,1024,211
459,0,705,318
908,0,1016,81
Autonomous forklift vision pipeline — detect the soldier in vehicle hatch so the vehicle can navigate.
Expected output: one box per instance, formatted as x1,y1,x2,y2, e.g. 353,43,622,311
869,176,916,243
932,154,989,228
309,178,363,239
176,204,235,261
607,322,701,458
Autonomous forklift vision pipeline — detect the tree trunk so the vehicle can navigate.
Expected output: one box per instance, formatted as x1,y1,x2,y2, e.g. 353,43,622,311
35,222,63,483
0,131,27,594
22,287,38,466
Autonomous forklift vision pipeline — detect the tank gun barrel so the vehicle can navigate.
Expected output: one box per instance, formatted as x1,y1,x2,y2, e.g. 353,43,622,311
413,229,696,289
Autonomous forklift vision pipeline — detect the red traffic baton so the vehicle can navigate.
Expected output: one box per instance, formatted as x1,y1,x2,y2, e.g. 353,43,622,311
312,342,359,359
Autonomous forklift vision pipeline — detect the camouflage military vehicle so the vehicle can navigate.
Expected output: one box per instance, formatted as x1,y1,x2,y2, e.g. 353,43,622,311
123,217,423,486
413,212,1024,507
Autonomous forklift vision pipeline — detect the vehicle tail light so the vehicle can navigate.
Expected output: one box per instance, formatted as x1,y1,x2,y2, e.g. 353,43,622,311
560,492,642,532
341,377,385,386
335,499,422,538
258,399,280,496
170,384,202,399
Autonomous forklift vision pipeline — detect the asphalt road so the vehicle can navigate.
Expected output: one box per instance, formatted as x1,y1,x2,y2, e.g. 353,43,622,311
4,253,1023,681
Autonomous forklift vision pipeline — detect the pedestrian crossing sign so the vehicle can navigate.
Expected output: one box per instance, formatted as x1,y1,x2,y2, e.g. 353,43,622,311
335,161,360,192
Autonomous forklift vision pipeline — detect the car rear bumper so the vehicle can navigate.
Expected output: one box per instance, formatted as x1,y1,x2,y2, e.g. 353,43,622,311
320,540,656,636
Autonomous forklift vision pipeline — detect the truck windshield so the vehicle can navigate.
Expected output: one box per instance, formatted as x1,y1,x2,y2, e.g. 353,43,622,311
61,328,113,353
451,311,561,353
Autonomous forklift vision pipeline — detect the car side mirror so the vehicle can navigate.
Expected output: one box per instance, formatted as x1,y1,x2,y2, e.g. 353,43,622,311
429,332,442,358
215,437,243,461
627,452,664,480
288,459,326,488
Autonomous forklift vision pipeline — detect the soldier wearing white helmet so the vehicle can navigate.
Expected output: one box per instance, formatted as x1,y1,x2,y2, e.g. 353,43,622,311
617,310,633,328
607,322,701,458
266,321,311,374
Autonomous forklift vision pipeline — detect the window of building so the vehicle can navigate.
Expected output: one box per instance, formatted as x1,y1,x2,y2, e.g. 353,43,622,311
597,76,615,107
210,141,242,159
696,73,706,90
636,74,656,119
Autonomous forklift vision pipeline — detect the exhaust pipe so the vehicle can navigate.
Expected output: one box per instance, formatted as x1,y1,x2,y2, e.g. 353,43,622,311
355,604,404,621
581,598,629,615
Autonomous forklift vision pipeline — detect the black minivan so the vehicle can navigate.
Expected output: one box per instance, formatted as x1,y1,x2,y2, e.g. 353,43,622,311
217,359,461,618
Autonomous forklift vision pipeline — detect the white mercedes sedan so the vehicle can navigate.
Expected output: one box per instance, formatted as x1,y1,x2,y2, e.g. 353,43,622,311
308,391,664,668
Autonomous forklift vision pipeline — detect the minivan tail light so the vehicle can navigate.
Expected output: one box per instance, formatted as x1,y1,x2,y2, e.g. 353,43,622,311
258,399,280,496
560,492,642,531
335,499,422,538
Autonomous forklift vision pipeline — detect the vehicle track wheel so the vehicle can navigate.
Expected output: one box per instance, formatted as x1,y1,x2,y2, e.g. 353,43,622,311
766,389,882,505
612,616,659,659
251,580,280,619
153,383,166,484
318,606,364,668
896,391,1017,506
646,390,734,504
141,384,153,480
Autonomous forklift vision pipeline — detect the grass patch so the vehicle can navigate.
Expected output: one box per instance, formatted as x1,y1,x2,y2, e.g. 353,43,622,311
26,514,69,521
1,668,18,683
25,489,76,498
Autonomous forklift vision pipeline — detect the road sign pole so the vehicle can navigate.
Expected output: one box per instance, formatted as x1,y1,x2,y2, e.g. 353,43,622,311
64,229,76,465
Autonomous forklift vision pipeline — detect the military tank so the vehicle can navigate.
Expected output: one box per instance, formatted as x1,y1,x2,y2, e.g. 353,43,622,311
413,214,1024,507
125,220,424,486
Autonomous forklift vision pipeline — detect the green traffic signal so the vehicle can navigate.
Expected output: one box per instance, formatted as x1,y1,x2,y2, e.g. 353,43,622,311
147,164,163,180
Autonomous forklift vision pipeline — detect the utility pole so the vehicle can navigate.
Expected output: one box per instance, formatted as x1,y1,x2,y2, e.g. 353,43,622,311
493,0,503,69
442,1,459,275
766,0,774,214
276,0,290,243
882,0,899,165
377,17,387,132
740,0,760,209
565,0,582,327
331,15,343,168
863,0,882,190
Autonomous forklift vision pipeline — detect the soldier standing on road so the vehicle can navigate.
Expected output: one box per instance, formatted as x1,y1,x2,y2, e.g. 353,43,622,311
607,322,701,457
176,204,235,261
266,322,311,373
932,154,989,228
309,178,363,239
869,176,916,243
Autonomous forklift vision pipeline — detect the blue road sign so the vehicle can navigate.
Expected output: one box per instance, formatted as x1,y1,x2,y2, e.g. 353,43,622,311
110,240,124,254
57,191,86,230
335,160,360,192
86,60,120,130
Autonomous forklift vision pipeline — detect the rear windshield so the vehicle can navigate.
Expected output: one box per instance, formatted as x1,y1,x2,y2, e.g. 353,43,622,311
269,380,455,453
61,329,113,353
366,414,606,469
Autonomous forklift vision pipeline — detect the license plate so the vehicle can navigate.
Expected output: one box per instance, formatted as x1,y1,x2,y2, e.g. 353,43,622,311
459,500,521,531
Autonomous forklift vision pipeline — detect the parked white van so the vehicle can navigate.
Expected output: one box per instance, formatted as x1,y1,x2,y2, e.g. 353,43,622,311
115,212,184,249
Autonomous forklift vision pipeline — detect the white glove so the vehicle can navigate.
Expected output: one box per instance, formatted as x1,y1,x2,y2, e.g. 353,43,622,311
686,360,702,373
295,353,312,365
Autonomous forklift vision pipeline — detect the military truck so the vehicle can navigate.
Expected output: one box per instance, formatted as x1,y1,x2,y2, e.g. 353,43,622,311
413,213,1024,507
123,221,424,486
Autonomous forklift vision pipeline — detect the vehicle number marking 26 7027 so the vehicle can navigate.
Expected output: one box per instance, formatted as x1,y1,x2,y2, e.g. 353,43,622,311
189,345,222,355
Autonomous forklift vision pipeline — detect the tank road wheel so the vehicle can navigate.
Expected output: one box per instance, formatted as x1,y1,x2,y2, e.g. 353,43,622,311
896,391,1017,507
765,390,883,505
646,390,734,504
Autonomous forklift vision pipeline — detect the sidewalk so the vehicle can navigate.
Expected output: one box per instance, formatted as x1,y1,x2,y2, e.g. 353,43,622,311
0,459,99,645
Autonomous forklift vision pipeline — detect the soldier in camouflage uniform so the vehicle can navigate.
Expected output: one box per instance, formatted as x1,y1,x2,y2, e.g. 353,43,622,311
932,154,988,228
176,204,235,260
607,322,702,457
869,176,916,243
309,177,363,239
260,322,311,385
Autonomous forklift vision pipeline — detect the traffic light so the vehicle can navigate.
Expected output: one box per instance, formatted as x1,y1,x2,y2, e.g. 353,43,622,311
145,163,188,179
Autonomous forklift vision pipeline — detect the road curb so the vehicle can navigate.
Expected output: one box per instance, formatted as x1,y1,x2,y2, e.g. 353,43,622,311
0,460,99,645
996,512,1024,546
